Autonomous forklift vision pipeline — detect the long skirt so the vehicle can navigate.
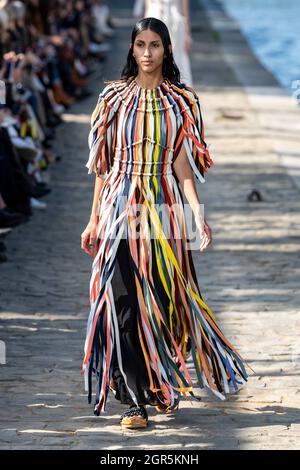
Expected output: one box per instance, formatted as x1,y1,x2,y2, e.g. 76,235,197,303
110,236,157,406
109,235,200,407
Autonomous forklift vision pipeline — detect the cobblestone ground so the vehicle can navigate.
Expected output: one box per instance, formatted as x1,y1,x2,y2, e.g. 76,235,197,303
0,0,299,450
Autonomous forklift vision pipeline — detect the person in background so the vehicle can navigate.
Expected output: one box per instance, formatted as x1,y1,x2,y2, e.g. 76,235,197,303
133,0,193,86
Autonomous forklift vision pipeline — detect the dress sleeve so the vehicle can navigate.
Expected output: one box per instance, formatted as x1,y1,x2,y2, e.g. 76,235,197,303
179,92,214,183
85,90,115,177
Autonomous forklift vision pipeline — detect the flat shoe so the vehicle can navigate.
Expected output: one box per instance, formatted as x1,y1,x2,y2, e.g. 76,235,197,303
155,397,180,414
120,416,148,429
120,405,148,429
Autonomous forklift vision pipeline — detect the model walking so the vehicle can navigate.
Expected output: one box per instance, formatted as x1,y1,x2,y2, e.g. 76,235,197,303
81,17,249,429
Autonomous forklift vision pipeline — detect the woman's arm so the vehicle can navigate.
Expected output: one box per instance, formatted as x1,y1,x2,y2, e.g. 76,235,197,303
181,0,191,35
81,173,106,256
181,0,192,54
173,144,212,251
89,173,106,222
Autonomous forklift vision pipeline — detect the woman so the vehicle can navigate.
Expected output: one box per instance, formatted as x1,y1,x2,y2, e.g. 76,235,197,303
81,17,250,429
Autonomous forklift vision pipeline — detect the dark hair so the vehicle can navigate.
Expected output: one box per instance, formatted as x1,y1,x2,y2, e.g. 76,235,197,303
117,17,181,85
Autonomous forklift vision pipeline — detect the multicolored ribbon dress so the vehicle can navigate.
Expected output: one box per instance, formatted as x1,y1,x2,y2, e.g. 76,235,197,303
82,76,249,415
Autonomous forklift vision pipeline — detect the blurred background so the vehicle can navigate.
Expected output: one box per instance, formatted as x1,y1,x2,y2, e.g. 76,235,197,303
219,0,300,96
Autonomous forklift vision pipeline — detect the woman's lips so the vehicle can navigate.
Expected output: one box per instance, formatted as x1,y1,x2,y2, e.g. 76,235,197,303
142,61,153,64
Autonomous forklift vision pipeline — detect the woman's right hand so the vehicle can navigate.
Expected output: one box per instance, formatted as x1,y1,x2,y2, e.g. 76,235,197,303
81,218,98,257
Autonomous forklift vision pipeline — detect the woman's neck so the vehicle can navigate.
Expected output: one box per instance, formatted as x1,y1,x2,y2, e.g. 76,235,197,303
134,72,164,90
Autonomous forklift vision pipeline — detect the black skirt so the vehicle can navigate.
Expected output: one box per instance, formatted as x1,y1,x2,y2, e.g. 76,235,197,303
110,237,159,406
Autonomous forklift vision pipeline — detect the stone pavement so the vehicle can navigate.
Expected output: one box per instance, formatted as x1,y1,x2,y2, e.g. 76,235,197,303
0,0,299,450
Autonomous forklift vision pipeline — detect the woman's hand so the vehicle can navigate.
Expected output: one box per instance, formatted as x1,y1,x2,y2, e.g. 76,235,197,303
81,218,98,257
196,217,212,252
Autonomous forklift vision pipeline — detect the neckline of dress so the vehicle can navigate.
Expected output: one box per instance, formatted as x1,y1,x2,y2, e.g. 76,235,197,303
132,77,166,92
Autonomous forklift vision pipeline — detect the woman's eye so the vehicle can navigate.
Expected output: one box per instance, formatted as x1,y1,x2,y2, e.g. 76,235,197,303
136,43,160,47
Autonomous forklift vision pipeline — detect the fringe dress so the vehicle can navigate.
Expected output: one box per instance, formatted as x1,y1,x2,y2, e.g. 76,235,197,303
82,75,250,415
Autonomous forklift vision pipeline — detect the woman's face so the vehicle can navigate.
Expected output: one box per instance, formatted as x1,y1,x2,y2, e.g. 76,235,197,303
133,29,167,75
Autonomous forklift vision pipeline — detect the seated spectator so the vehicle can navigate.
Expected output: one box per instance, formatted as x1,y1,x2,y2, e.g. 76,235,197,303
0,0,116,261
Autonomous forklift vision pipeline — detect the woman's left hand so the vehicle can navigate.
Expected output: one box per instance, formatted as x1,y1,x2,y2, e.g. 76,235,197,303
199,219,212,252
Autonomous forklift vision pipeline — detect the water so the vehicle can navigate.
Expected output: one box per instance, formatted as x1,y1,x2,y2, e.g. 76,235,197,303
219,0,300,97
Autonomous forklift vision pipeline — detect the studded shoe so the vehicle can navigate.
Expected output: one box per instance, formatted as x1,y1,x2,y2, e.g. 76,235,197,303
120,404,148,429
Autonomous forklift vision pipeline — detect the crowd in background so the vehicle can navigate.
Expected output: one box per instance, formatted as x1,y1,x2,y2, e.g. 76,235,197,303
0,0,115,262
